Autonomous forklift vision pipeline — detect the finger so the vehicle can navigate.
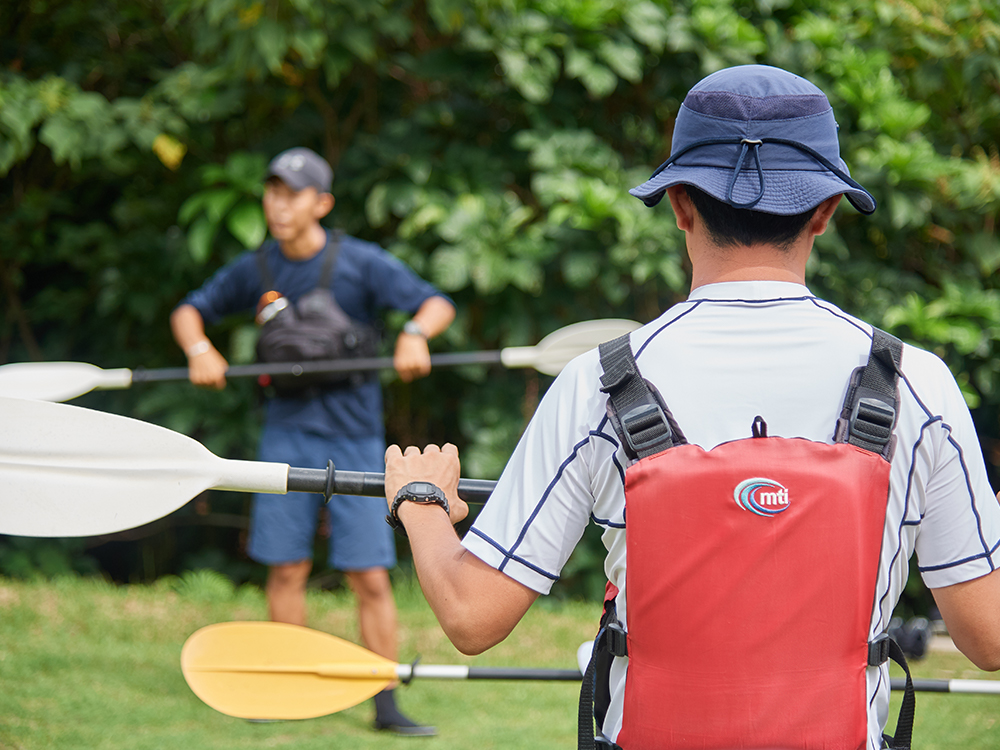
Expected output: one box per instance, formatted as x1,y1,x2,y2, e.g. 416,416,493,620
403,445,421,456
442,443,459,457
385,444,403,461
422,444,441,455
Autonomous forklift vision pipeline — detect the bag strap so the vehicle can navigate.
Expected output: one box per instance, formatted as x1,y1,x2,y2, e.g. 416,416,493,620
835,327,903,459
578,597,627,750
255,244,276,291
598,334,684,460
316,230,343,289
869,633,915,750
254,230,343,294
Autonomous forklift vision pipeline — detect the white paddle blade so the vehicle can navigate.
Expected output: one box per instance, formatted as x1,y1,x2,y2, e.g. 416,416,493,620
0,397,288,538
500,319,642,376
0,362,132,402
576,641,593,676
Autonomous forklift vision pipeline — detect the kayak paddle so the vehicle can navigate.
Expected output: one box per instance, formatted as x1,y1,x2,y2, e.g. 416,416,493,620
0,396,497,538
182,623,1000,722
0,318,641,402
181,622,582,720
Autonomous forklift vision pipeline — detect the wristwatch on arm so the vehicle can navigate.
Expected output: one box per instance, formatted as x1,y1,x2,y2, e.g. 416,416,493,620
386,481,450,536
402,320,427,338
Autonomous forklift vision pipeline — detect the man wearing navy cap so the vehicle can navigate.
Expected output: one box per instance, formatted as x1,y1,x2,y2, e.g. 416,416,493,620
378,66,1000,747
172,146,454,735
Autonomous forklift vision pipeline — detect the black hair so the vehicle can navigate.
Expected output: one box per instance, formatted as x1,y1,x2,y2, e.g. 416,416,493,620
683,185,820,250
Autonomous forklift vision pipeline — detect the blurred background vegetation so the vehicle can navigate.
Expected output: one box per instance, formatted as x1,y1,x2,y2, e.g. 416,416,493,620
2,0,999,614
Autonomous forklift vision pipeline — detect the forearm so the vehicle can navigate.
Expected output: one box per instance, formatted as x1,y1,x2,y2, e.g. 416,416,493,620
409,295,455,339
393,296,455,381
169,303,228,387
931,568,1000,671
170,304,213,354
396,503,539,656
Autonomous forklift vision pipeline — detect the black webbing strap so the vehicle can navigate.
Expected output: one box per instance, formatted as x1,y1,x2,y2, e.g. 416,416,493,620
837,328,903,459
578,640,600,750
869,634,915,750
255,242,276,291
315,230,342,289
578,601,627,750
255,231,342,292
599,334,680,460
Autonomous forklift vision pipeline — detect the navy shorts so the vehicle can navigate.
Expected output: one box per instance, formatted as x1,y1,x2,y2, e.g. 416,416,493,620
247,425,396,571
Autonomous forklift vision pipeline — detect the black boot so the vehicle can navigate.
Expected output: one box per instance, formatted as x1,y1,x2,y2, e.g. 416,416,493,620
373,688,436,736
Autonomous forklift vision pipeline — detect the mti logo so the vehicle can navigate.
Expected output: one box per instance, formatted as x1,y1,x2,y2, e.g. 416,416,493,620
734,477,790,517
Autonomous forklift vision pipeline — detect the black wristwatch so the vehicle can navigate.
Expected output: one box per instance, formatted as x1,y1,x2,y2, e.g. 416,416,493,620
386,481,450,536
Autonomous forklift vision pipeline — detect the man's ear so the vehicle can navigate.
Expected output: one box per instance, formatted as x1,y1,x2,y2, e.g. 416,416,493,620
808,194,841,236
315,192,335,219
665,185,696,232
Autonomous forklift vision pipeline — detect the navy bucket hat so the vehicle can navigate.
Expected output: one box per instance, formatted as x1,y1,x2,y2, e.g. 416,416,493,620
629,65,876,216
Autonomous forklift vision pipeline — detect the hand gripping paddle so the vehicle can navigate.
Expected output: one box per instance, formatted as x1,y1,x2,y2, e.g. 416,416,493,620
0,318,641,402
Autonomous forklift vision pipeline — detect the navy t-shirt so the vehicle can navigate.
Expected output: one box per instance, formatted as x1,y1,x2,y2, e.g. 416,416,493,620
181,231,448,438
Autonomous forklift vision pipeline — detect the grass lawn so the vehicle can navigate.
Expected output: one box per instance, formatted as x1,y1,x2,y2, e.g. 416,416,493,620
0,572,996,749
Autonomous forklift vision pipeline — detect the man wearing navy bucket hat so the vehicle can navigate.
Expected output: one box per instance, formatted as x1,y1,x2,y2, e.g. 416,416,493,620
380,66,1000,748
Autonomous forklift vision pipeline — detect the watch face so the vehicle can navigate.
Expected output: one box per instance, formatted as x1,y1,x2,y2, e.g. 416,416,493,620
409,482,435,496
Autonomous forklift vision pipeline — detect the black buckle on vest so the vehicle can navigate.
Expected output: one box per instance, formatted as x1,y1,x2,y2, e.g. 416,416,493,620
620,402,672,455
868,632,891,666
850,396,895,449
605,622,628,658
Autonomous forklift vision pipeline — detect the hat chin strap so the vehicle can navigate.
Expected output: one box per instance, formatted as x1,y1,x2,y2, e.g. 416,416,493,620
649,137,875,214
727,139,765,208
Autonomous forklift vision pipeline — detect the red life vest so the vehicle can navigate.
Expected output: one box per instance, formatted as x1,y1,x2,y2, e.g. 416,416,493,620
579,330,915,750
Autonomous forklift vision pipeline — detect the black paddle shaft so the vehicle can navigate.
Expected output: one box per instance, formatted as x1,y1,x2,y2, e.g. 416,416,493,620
129,351,504,383
287,465,497,505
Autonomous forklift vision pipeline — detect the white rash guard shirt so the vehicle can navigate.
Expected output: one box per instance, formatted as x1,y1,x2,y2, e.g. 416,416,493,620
462,281,1000,748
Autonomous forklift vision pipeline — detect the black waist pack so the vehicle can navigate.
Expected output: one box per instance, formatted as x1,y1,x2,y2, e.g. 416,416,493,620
255,232,380,396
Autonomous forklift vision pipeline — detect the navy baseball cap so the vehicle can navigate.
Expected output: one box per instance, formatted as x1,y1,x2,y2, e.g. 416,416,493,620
266,147,333,193
629,65,876,216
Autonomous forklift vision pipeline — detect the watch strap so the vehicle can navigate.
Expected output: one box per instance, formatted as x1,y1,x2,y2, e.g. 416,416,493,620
385,481,450,537
403,320,427,338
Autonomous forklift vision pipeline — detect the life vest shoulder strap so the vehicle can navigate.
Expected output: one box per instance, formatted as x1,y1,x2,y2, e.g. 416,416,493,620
598,334,685,460
835,327,903,460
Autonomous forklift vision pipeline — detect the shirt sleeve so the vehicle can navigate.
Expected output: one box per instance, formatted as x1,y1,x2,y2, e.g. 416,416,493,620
907,348,1000,588
179,252,262,325
462,353,605,594
356,240,452,314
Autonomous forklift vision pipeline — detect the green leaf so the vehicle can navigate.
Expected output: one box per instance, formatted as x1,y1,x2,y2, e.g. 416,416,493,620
225,200,267,249
365,184,390,227
178,193,210,226
187,215,218,264
624,1,670,52
291,29,328,68
341,26,377,63
202,188,240,224
255,21,289,75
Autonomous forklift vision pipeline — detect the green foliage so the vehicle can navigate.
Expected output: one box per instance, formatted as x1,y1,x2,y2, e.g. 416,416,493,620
178,152,268,262
2,0,1000,605
0,538,99,579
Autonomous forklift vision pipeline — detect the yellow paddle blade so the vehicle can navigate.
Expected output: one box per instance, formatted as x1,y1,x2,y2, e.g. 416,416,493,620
181,622,397,720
